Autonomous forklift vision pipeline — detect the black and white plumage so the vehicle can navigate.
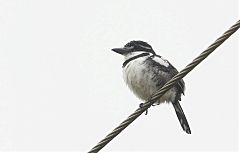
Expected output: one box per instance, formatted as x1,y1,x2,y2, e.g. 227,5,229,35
112,40,191,134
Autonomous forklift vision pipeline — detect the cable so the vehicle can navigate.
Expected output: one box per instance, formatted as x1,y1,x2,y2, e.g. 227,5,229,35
88,20,240,153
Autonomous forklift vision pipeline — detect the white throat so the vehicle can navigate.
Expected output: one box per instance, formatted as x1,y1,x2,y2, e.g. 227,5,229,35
124,51,152,61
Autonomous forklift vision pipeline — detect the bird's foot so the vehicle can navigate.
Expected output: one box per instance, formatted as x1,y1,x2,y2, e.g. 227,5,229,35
139,103,148,115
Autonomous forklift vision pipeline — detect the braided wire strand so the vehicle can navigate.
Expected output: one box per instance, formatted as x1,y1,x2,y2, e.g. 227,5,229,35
88,20,240,153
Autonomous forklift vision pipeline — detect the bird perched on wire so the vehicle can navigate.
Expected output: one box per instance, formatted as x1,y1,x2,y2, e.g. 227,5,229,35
112,40,191,134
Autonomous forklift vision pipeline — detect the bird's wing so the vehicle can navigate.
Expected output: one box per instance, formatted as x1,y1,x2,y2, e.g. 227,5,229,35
148,55,185,95
168,63,185,95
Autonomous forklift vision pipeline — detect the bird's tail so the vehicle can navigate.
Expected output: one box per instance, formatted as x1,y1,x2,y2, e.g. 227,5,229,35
172,101,191,134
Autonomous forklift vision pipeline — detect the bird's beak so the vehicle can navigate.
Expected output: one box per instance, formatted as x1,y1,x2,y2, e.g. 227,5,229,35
112,47,133,55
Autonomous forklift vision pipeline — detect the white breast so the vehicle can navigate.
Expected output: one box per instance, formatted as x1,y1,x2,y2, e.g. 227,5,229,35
122,57,177,103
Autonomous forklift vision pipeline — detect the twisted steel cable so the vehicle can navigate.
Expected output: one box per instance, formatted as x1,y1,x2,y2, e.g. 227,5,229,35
88,20,240,153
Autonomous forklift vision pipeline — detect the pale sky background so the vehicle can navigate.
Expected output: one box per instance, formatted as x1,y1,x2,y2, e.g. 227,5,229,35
0,0,239,152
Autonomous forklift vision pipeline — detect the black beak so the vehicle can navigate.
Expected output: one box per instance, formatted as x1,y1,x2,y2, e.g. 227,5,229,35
112,47,133,55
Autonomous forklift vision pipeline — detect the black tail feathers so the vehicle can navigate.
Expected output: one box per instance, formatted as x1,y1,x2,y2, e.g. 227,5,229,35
172,101,191,134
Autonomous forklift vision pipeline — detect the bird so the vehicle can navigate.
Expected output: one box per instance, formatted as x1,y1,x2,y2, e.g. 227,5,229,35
111,40,191,134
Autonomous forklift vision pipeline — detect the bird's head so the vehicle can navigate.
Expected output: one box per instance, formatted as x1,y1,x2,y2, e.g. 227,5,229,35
112,40,156,57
